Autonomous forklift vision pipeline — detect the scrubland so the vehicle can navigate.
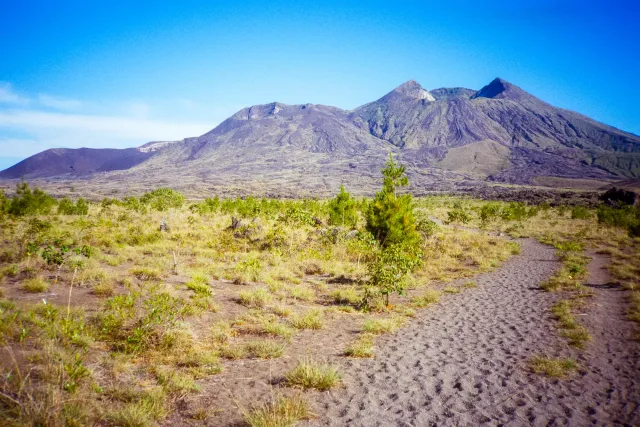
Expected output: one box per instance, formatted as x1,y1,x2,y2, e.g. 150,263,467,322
0,180,638,426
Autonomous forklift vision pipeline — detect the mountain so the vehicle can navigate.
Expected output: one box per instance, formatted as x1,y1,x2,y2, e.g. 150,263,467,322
1,78,639,197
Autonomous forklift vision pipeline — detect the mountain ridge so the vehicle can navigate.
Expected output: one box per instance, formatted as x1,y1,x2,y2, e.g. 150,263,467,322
1,77,639,196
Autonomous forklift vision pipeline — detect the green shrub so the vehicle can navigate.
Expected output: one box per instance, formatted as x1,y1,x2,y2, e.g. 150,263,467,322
327,185,358,228
367,242,422,306
7,182,57,216
365,154,420,248
570,206,591,220
445,202,471,225
140,188,185,212
58,198,89,215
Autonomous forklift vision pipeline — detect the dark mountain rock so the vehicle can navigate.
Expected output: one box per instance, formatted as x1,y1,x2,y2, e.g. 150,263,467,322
0,147,152,179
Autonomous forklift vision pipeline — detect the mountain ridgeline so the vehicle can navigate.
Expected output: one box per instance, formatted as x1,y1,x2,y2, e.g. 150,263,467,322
2,78,639,196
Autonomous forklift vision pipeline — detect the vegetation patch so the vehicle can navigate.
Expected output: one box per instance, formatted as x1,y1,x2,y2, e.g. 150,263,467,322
530,356,579,378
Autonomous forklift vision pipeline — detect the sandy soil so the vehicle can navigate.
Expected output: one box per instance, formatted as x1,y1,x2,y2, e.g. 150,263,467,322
306,240,640,426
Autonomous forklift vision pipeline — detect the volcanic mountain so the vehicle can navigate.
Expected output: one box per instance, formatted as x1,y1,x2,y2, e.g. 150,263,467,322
2,78,639,196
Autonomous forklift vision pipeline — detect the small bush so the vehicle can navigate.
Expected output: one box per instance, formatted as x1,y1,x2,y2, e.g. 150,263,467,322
58,198,89,215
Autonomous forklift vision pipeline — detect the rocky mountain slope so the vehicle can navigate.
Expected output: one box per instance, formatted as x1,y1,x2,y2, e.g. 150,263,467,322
1,78,639,196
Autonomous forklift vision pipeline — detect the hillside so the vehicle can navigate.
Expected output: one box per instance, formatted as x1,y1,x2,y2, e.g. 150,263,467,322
1,78,639,196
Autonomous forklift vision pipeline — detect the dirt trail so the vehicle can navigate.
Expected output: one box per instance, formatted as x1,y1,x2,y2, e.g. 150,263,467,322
307,240,640,426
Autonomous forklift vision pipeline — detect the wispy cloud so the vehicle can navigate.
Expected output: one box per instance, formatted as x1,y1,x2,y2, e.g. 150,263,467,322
0,109,212,158
37,94,83,111
0,83,30,105
0,83,242,161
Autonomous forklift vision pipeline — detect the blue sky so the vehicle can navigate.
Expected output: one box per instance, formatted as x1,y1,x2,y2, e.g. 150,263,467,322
1,0,639,169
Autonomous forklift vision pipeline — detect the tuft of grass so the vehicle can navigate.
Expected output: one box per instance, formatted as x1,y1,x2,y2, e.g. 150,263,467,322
443,286,461,294
244,340,285,359
243,393,313,427
270,305,292,318
239,288,271,308
286,285,315,302
185,278,212,297
284,359,342,391
530,356,579,378
411,289,441,307
330,287,362,306
344,334,374,358
551,300,592,348
562,327,592,349
130,267,162,281
261,322,296,340
462,281,478,289
22,277,49,293
289,309,323,330
93,281,115,296
362,316,405,334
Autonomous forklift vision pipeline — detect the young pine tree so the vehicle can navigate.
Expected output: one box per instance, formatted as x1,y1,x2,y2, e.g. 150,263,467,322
327,185,358,228
365,154,420,248
365,154,422,306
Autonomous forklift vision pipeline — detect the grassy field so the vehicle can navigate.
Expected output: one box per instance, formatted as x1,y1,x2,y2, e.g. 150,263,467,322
0,185,638,426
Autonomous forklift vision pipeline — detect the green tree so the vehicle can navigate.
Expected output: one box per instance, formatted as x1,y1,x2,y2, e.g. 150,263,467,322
365,154,420,248
364,154,422,306
327,185,358,227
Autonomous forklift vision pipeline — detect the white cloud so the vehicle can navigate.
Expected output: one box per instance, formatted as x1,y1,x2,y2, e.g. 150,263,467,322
0,83,30,105
0,82,246,161
0,109,213,158
37,94,83,111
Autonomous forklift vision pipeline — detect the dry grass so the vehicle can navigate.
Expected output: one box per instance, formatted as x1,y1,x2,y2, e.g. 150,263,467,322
243,393,314,427
21,276,49,293
344,334,375,358
530,356,579,378
284,359,342,391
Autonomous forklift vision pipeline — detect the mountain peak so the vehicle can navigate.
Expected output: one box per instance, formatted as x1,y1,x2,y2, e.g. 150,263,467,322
390,80,435,101
472,77,529,101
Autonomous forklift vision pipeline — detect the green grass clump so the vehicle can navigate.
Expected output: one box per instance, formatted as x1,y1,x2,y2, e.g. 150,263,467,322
344,334,374,358
289,309,323,330
362,316,404,334
239,288,271,308
411,290,441,307
551,300,592,348
243,394,313,427
185,274,212,296
287,285,315,302
130,267,162,281
261,322,295,340
244,340,285,359
330,287,362,306
443,286,461,294
530,356,578,378
22,277,49,293
284,359,342,391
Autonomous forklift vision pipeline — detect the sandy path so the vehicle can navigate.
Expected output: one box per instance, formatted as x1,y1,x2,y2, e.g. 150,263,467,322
308,240,640,426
